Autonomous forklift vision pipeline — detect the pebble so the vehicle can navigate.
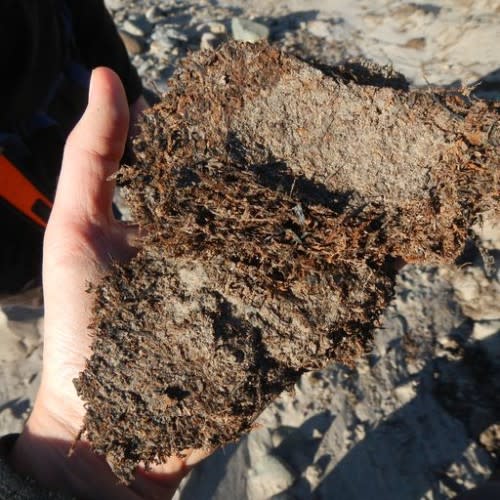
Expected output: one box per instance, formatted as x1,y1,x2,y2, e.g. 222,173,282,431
304,463,323,484
152,25,189,44
208,21,227,34
164,28,189,42
136,59,154,78
104,0,127,11
394,381,417,405
200,32,217,51
145,5,165,24
119,30,144,56
149,39,176,56
231,17,270,43
132,14,153,34
123,19,147,37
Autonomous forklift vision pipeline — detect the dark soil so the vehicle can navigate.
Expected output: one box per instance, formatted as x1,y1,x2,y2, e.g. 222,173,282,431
74,42,499,481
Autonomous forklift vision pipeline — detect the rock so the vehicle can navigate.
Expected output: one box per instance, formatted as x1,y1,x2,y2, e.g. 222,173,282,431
472,320,500,342
149,39,176,56
473,321,500,365
479,424,500,454
119,31,144,56
151,25,189,45
200,32,217,51
149,38,175,56
208,22,227,35
145,5,164,24
123,19,147,38
246,455,295,499
163,28,189,43
231,18,269,42
394,381,417,404
104,0,126,11
304,463,322,485
137,59,154,78
127,14,152,36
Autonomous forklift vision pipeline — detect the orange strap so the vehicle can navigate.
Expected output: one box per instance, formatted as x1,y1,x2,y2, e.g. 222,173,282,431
0,154,53,228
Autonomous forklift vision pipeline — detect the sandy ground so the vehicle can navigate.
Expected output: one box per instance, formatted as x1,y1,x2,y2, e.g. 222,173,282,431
1,0,499,498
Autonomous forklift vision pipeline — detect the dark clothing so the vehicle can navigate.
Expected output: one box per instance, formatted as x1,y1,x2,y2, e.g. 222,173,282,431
0,0,142,127
0,434,70,499
0,0,142,293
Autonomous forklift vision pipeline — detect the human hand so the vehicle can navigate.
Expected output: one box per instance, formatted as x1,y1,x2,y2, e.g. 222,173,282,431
9,68,205,499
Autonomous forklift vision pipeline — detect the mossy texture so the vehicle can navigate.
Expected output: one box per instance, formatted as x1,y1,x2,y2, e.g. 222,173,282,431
74,42,499,481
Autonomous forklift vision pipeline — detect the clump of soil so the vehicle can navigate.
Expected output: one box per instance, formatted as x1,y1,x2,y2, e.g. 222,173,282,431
74,42,499,481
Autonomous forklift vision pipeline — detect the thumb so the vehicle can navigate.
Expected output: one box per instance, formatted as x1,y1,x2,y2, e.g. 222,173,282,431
51,67,129,226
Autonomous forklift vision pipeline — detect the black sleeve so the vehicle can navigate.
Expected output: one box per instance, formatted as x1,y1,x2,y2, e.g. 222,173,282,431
65,0,143,104
0,434,70,499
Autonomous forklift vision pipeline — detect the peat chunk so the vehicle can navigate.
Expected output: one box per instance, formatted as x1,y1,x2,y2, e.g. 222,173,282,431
75,41,499,481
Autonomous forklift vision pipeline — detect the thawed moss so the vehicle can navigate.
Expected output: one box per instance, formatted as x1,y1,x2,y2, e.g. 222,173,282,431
74,42,499,481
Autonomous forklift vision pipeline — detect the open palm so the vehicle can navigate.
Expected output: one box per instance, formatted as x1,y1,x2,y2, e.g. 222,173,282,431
10,68,204,499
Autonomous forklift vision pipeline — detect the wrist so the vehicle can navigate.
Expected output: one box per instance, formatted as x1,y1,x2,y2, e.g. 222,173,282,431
9,422,140,499
8,395,190,499
8,398,136,499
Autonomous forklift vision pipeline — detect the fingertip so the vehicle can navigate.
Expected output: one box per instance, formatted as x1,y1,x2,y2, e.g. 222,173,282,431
84,67,130,162
52,67,130,226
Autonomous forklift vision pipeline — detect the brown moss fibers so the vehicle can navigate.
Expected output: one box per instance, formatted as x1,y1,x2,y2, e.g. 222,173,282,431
74,42,499,481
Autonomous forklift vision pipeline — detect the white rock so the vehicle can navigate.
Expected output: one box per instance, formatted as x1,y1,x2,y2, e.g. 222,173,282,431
394,381,417,405
472,320,500,342
152,26,188,43
304,463,322,485
145,6,164,24
472,321,500,364
201,32,217,51
165,28,188,42
208,22,227,34
149,39,176,56
137,60,154,78
231,18,270,43
123,20,146,38
354,402,371,422
353,423,366,441
130,14,153,35
104,0,127,11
